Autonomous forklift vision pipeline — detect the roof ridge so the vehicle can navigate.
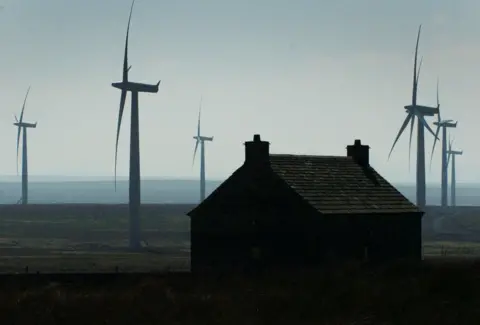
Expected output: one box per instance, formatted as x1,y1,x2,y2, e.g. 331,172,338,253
269,153,351,159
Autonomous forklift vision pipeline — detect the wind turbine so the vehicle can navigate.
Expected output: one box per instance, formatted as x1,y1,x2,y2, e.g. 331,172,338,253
111,0,160,250
192,97,213,202
430,78,457,207
388,24,439,209
14,86,37,205
446,137,462,207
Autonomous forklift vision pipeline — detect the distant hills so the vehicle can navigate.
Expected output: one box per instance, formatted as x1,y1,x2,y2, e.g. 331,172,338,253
0,175,223,183
0,175,477,187
0,177,478,205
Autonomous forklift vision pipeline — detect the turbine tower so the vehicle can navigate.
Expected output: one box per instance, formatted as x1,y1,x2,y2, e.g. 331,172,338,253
14,87,37,205
430,79,457,207
446,137,462,207
388,25,439,209
192,97,213,202
112,0,160,250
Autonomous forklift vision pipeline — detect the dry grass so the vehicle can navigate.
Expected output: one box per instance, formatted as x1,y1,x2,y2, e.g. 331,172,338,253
0,251,190,274
0,260,479,324
423,241,480,257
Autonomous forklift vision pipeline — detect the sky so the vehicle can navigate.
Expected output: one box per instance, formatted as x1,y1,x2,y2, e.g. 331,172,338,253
0,0,477,184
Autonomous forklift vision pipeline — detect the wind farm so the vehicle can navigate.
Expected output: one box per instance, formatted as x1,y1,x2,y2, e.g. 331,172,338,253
0,2,478,322
0,15,474,268
431,79,458,207
0,3,474,259
388,25,439,209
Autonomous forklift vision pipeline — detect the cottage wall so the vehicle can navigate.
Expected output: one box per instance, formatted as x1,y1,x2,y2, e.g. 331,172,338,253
315,216,364,261
190,174,320,272
364,213,421,261
192,210,422,271
192,210,319,271
315,213,422,262
193,211,423,271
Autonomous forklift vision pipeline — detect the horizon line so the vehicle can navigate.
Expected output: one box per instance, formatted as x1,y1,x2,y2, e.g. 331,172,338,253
0,175,224,181
0,176,478,187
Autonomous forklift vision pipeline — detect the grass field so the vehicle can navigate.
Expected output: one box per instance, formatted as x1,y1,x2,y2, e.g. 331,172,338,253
0,204,192,273
423,241,480,258
0,204,480,273
425,206,480,231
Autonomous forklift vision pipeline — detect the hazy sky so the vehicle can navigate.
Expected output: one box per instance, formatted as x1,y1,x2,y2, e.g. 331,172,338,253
0,0,477,184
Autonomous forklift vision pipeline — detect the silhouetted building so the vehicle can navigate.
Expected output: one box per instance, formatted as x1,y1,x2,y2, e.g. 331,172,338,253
187,135,423,272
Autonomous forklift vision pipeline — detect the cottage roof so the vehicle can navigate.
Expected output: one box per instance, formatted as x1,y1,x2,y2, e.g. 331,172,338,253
188,135,422,218
269,154,420,214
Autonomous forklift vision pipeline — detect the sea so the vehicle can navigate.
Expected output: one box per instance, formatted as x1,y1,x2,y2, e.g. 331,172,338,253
0,178,479,206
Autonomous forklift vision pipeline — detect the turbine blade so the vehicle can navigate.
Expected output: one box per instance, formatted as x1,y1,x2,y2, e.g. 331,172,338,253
192,139,199,166
14,114,18,123
436,77,440,107
19,86,31,124
448,142,452,166
436,77,441,121
412,56,423,114
388,113,413,160
123,0,135,81
417,114,438,139
447,134,452,168
429,125,441,170
408,115,415,171
15,126,21,175
416,56,423,86
197,96,202,137
114,90,127,190
412,25,422,106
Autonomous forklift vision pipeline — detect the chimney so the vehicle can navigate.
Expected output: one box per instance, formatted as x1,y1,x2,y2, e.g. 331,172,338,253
244,134,270,167
347,139,370,167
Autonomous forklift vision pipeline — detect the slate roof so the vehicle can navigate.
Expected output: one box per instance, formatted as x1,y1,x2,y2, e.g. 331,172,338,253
269,154,421,214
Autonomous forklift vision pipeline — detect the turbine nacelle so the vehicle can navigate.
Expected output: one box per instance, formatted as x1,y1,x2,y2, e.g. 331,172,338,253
447,150,463,155
13,122,37,128
404,104,438,116
433,120,457,128
112,80,161,93
193,136,213,142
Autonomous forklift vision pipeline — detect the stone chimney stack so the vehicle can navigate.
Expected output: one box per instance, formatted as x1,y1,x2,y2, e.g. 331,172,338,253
244,134,270,167
347,139,370,167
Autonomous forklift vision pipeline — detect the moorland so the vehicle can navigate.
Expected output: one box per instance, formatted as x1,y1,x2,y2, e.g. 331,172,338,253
0,204,478,324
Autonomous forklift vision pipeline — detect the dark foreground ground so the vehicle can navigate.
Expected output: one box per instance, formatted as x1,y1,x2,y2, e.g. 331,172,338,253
0,260,479,325
0,204,480,323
